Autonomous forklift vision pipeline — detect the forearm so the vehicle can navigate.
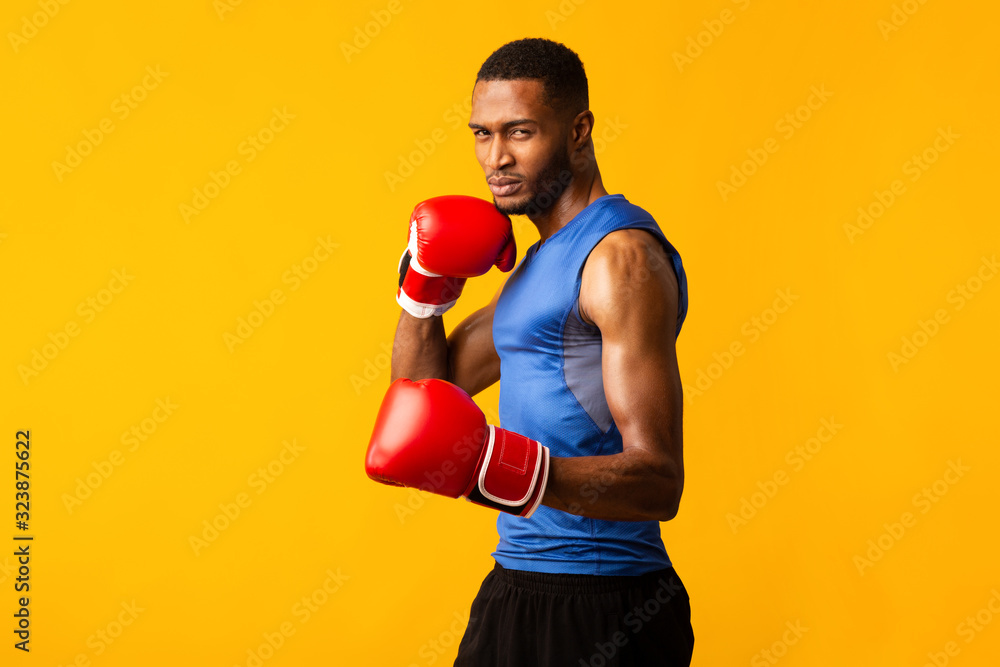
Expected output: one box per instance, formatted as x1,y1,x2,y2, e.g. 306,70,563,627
541,447,683,522
390,311,451,382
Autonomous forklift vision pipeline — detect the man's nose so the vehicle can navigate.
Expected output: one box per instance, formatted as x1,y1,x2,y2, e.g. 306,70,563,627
485,137,513,172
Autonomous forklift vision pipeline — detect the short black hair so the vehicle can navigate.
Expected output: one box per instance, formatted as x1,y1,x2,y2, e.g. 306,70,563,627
476,38,588,116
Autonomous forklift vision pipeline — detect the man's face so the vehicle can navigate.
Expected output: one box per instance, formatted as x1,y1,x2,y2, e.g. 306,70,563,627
469,79,573,216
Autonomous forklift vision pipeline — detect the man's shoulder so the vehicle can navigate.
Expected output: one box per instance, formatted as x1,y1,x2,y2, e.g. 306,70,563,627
587,228,670,273
578,228,678,326
593,193,655,221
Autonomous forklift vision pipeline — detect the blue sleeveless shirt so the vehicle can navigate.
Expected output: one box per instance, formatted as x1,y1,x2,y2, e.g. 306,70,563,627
491,193,689,576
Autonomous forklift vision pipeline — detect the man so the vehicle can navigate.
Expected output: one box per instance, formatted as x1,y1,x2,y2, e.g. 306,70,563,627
366,38,694,665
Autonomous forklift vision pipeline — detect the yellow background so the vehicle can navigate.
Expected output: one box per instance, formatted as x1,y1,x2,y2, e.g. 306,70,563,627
2,0,998,665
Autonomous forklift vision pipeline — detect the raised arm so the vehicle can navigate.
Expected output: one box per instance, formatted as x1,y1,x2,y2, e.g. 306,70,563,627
386,195,515,396
541,228,685,522
391,277,506,397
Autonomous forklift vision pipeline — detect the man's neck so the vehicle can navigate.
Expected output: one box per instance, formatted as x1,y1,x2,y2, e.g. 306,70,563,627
531,168,609,245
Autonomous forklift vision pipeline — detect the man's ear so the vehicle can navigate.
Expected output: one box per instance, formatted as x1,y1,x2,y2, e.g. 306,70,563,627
571,109,595,152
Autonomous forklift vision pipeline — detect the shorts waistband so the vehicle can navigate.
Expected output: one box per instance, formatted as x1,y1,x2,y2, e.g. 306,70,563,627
491,561,678,595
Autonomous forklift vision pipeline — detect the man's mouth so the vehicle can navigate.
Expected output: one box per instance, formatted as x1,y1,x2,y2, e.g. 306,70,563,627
488,178,522,197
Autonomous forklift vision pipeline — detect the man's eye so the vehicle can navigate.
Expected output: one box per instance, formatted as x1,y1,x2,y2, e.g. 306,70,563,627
474,130,489,137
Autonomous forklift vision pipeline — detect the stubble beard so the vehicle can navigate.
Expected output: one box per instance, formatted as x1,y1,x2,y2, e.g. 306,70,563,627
494,148,574,217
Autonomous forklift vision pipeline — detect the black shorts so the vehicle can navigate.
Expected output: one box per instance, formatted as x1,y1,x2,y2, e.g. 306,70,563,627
454,561,694,667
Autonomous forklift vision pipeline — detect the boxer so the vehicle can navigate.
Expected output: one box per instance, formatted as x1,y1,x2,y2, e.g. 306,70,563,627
367,38,694,666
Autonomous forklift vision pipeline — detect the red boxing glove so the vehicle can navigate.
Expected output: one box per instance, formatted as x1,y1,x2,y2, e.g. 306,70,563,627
366,378,549,518
397,195,517,319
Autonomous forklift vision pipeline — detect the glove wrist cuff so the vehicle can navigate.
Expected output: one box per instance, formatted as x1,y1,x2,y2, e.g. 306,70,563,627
464,425,550,518
396,248,466,318
396,287,458,319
